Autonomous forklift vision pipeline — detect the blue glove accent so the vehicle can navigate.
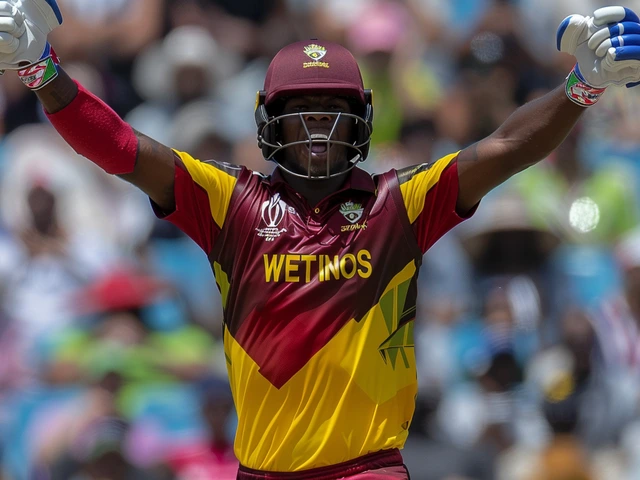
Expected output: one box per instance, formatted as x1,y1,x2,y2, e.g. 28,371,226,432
557,16,572,51
39,42,52,61
612,45,640,60
622,7,640,23
559,7,640,89
626,80,640,87
574,63,587,83
609,21,640,37
43,0,63,25
616,33,640,47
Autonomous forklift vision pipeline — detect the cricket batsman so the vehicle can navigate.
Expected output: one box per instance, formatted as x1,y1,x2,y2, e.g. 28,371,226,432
3,0,640,478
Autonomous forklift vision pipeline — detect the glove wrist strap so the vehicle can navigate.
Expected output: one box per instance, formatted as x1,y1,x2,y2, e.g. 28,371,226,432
17,43,60,90
565,65,606,107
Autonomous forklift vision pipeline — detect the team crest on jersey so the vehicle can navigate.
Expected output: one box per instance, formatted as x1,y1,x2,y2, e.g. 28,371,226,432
256,193,295,241
340,201,364,224
303,44,329,69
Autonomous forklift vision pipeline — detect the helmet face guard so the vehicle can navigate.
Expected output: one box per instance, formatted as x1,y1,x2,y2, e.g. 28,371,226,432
255,89,374,180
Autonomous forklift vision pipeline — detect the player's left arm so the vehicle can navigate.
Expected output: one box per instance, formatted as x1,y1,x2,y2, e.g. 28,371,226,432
456,86,583,213
456,5,640,213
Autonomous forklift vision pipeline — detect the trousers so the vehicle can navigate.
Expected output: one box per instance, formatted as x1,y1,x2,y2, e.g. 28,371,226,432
342,465,410,479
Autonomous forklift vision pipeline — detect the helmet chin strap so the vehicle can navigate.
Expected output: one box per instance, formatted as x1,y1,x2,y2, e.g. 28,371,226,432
259,111,371,180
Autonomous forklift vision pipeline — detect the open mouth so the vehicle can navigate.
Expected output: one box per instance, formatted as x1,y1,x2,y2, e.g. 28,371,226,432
305,133,329,156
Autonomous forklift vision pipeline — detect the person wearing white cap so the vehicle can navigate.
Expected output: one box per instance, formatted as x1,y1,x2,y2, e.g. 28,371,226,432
593,228,640,372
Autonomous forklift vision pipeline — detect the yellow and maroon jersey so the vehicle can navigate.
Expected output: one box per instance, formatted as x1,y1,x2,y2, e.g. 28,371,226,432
155,150,471,473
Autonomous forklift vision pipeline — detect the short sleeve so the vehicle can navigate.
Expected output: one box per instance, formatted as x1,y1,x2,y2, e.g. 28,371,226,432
398,152,475,253
152,150,241,253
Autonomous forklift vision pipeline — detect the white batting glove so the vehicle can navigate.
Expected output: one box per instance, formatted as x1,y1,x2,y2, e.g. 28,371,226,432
0,0,62,88
557,6,640,106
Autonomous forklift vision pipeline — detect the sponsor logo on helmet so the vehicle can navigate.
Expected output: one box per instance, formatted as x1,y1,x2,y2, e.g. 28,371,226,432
304,44,327,60
303,44,330,69
256,193,295,241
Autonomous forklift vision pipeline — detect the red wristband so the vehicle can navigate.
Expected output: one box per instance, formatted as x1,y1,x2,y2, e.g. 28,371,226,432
46,80,138,174
18,44,60,90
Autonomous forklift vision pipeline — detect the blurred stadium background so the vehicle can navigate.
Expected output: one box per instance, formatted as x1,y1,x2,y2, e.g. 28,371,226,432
2,0,640,478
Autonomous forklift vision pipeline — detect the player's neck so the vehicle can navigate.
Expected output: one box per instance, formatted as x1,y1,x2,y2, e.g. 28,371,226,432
281,171,347,208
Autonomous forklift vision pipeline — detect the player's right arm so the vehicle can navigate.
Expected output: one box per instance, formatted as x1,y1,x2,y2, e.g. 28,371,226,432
35,68,177,212
0,0,175,211
1,0,240,253
36,67,241,253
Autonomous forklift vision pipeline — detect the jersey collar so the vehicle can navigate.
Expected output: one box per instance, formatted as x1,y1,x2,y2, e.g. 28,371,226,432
268,166,376,193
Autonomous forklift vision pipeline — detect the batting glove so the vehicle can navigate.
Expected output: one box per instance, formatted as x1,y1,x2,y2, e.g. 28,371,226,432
557,6,640,106
0,0,63,89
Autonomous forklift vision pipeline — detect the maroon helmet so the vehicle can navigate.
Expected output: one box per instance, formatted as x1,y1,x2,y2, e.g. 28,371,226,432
254,40,374,179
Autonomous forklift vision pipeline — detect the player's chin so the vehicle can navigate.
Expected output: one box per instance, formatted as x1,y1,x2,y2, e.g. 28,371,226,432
311,155,352,177
283,145,350,177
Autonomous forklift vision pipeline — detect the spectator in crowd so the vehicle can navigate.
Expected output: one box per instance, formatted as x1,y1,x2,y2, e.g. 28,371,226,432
24,268,223,478
166,377,238,479
45,417,174,480
594,228,640,375
513,126,640,245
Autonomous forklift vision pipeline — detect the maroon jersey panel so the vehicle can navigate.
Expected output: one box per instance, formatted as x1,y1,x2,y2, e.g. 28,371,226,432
210,168,421,388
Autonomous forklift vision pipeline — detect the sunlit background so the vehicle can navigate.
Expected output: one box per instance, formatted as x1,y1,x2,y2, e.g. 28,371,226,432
1,0,640,479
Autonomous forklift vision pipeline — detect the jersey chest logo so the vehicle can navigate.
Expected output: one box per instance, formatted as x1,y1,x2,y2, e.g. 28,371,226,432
256,193,296,242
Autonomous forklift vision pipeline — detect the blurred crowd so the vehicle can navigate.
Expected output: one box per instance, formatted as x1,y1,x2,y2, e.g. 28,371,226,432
1,0,640,479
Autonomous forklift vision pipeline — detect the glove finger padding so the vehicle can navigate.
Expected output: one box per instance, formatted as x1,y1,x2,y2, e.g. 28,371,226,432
588,21,640,50
594,33,640,56
557,7,637,55
558,5,640,92
0,32,18,53
593,6,639,26
599,47,640,88
603,45,640,70
0,1,18,17
0,0,62,70
0,17,25,36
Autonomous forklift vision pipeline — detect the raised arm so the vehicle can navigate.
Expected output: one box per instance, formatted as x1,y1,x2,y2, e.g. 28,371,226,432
455,6,640,213
35,68,176,212
456,86,583,213
0,0,176,212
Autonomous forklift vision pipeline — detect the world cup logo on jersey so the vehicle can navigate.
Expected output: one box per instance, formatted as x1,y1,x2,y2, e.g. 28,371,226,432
263,194,287,227
256,193,293,241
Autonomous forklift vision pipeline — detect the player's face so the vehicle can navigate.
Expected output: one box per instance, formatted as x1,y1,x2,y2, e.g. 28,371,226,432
280,95,354,177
